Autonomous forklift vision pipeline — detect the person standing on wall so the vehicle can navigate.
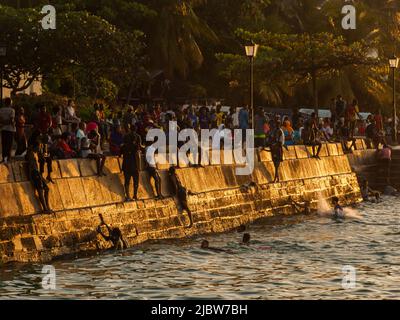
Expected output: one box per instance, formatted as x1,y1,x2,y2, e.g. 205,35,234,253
121,133,141,202
32,103,54,183
270,117,285,183
0,98,15,164
335,95,346,128
239,105,249,144
145,140,163,200
15,106,27,156
26,142,53,214
345,99,361,139
254,107,268,148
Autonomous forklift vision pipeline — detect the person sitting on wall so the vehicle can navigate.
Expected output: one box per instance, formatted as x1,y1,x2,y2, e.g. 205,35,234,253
96,214,128,250
145,141,163,199
110,125,124,156
360,180,381,203
365,118,383,150
289,197,312,215
26,144,53,214
304,113,322,159
168,167,194,228
337,120,356,153
54,132,76,159
80,136,107,177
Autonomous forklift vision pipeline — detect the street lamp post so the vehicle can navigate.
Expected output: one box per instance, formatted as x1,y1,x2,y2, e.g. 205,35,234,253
0,44,6,108
245,44,259,129
389,55,399,144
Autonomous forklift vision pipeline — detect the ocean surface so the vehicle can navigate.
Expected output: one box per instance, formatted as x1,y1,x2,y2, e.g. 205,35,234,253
1,197,400,300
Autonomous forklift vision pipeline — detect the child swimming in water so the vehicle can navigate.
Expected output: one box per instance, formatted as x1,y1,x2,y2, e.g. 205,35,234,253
332,197,345,220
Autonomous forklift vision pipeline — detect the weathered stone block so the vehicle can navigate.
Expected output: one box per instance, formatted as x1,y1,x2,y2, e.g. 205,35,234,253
0,183,20,217
104,157,121,174
13,182,41,216
78,159,97,177
58,159,80,178
295,145,309,159
336,143,344,155
326,144,339,156
0,164,14,184
283,146,297,160
55,179,75,210
259,149,272,162
11,161,28,182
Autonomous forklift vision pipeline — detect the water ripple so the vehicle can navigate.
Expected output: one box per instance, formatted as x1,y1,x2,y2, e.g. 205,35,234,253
1,196,400,299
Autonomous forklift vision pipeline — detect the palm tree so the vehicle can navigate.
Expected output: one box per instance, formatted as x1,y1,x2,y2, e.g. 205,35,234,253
144,0,218,79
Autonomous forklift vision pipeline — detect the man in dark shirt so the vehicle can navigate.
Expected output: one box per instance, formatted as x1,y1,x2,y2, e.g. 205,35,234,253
365,119,382,150
120,133,141,201
335,95,346,120
30,105,54,183
26,144,52,214
122,106,135,133
291,107,300,130
338,120,356,152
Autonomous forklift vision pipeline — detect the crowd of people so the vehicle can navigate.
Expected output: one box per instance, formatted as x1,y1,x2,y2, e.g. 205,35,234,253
0,95,395,214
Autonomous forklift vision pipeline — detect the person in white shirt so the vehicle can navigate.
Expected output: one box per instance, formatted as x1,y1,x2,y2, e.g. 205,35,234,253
75,122,87,154
321,118,334,141
82,130,106,177
65,100,81,123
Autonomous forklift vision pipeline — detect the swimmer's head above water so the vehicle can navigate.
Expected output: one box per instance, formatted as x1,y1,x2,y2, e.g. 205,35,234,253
242,233,251,245
201,240,209,249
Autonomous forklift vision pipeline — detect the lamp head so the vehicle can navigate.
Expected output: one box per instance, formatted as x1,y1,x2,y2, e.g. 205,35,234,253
245,44,259,58
389,55,399,69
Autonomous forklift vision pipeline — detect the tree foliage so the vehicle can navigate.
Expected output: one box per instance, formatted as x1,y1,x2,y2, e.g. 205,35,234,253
2,0,400,112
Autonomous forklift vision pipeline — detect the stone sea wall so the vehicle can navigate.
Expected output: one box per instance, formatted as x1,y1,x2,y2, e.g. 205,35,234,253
0,141,367,264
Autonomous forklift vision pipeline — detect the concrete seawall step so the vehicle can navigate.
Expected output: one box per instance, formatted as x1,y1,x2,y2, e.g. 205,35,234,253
0,142,370,264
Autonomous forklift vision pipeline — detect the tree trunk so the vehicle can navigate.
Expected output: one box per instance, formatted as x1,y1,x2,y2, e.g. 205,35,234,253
126,81,135,105
312,69,318,115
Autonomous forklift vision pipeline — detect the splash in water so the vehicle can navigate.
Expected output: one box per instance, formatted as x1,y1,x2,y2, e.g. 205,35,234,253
317,194,362,220
343,207,363,220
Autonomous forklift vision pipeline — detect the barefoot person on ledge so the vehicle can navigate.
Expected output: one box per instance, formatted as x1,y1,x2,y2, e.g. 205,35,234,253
26,144,53,214
121,133,141,202
145,141,163,200
168,167,194,228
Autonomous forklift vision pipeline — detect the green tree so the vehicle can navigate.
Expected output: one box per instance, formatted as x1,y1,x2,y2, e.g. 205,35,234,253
217,29,378,108
0,6,50,94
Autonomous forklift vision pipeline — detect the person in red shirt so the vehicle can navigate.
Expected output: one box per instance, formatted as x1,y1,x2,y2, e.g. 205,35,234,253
35,103,52,135
56,132,76,159
15,106,27,156
374,109,383,132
